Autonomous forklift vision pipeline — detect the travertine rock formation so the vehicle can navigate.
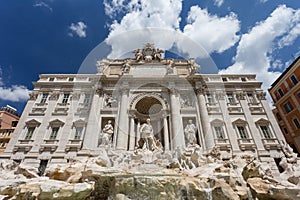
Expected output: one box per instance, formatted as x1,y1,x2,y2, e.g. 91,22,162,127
0,146,299,200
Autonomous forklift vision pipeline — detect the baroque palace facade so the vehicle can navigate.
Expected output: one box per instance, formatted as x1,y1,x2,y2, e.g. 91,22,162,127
3,44,286,171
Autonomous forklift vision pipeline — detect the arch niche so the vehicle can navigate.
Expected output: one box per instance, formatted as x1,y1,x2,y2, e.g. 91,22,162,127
130,93,170,150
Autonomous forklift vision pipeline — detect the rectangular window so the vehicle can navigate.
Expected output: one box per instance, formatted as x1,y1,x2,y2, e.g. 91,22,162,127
237,126,248,139
40,93,48,104
283,102,293,113
68,77,74,82
214,126,224,139
290,75,298,85
278,88,284,97
83,94,91,105
207,94,215,104
7,131,11,136
74,127,83,140
25,127,35,140
280,126,288,135
11,121,18,127
260,126,272,139
227,93,235,104
222,77,227,82
49,77,54,81
241,77,246,82
62,93,70,104
276,113,282,121
50,127,59,139
293,118,300,129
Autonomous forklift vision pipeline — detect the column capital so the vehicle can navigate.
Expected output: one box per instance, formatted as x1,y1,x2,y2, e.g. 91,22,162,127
71,92,81,100
216,91,225,100
29,92,38,100
194,88,202,95
236,91,245,100
169,87,179,95
128,110,136,118
162,110,170,118
194,85,206,95
119,83,130,94
256,91,266,100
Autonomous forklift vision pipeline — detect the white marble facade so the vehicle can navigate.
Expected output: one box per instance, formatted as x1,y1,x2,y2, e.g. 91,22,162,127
3,44,286,168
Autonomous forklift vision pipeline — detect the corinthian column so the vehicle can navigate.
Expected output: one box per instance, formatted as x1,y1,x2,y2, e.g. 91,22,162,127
116,87,129,150
169,87,185,150
195,86,214,150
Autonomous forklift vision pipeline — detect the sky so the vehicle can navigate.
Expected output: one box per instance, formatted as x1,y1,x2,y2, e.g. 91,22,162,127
0,0,299,114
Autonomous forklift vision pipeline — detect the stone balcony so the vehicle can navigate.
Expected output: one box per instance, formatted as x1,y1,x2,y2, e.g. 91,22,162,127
39,139,59,152
237,138,256,151
206,103,221,114
248,102,265,114
227,103,243,114
214,138,231,151
65,139,82,152
13,139,34,152
262,138,281,150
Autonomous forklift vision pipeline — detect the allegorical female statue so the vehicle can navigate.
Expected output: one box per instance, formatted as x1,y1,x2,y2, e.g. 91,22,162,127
100,120,114,146
184,120,197,145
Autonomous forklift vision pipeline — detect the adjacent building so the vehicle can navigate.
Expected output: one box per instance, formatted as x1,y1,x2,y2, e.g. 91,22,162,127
2,44,286,173
269,56,300,155
0,105,19,154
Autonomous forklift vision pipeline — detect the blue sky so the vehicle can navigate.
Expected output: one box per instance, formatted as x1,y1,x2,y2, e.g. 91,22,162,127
0,0,299,113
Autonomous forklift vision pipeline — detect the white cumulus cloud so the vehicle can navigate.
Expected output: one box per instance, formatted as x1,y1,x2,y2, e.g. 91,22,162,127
104,0,240,59
0,85,30,102
105,0,183,58
0,67,30,102
103,0,127,18
214,0,224,7
69,21,87,38
220,5,300,96
278,23,300,48
183,6,240,54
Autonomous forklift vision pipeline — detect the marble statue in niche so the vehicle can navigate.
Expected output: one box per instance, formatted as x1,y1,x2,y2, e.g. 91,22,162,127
184,120,197,145
139,118,162,151
99,120,114,146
